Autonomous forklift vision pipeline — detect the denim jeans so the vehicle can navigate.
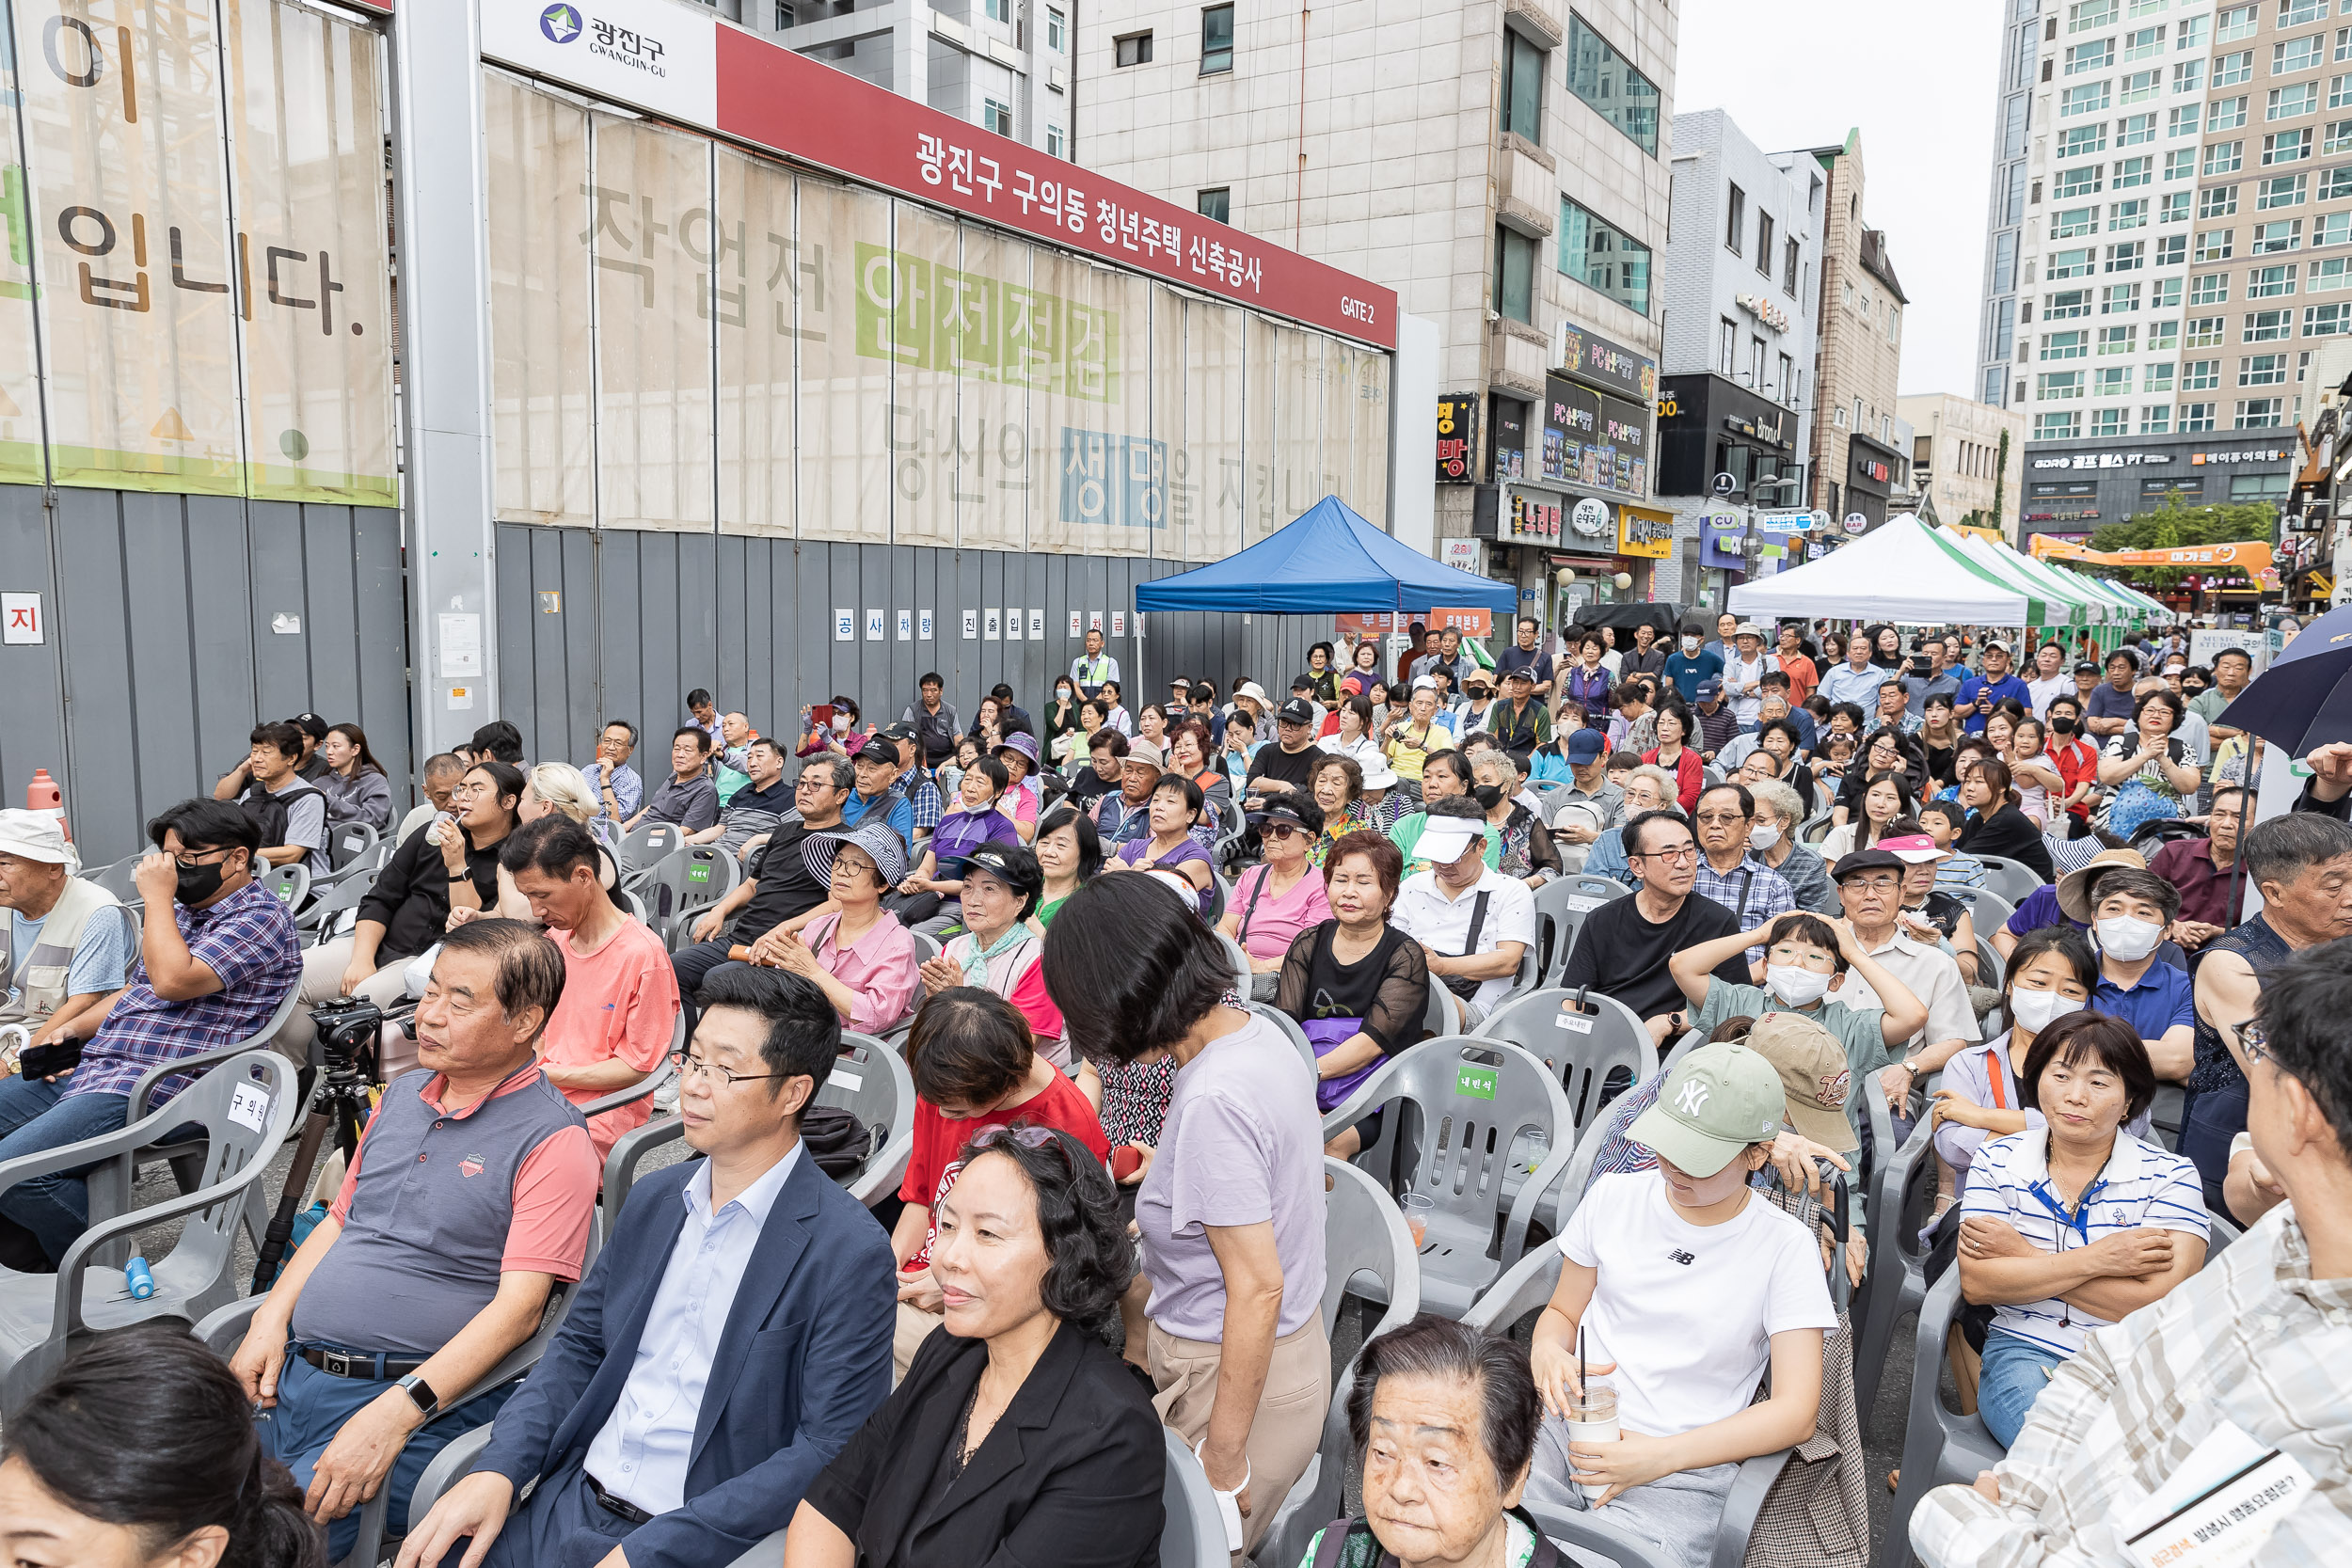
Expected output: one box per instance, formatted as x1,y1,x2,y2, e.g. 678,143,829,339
0,1074,132,1264
1978,1327,2067,1448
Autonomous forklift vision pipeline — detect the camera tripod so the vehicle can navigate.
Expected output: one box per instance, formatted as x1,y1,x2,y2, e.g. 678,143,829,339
248,1000,402,1291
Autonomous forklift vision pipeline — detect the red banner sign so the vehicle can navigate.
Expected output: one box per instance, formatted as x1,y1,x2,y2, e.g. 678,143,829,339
712,30,1394,348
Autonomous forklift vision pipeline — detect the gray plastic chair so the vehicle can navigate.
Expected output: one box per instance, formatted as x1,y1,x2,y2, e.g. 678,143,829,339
200,1207,606,1568
1244,1001,1320,1079
1798,809,1835,847
85,857,145,902
1530,874,1629,989
1523,778,1572,814
1876,1268,2006,1568
1971,854,2046,909
1476,988,1659,1132
1322,1037,1577,1318
1851,1090,1936,1425
1466,1245,1792,1568
618,821,687,883
258,862,310,911
816,1032,917,1206
0,1050,298,1415
1258,1157,1425,1568
574,1012,685,1123
1217,930,1253,994
326,819,381,871
638,845,741,927
296,864,380,942
1948,883,2014,939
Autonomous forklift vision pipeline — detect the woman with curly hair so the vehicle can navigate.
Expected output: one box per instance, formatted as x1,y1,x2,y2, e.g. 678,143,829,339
787,1121,1164,1567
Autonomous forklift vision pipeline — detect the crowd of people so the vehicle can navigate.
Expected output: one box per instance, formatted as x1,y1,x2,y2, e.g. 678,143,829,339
0,610,2344,1568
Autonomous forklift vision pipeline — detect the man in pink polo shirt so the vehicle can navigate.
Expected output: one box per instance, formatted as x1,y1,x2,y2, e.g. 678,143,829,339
500,815,679,1159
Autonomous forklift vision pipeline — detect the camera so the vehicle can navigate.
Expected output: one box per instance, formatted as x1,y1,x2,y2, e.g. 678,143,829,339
306,996,385,1074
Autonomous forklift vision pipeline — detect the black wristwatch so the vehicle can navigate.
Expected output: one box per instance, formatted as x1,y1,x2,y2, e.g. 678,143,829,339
448,872,472,885
397,1373,439,1419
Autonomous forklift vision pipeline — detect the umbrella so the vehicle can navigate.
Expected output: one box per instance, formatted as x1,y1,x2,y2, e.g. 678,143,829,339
2210,608,2352,752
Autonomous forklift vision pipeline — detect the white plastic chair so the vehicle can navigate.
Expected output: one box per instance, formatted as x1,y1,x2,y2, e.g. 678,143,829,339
1970,854,2046,909
1244,1001,1320,1079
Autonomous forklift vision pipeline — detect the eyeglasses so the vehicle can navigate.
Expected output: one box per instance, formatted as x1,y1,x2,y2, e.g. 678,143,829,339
2239,1020,2273,1066
669,1049,791,1089
168,847,236,870
1261,822,1302,840
1693,811,1750,827
1632,844,1698,863
795,777,835,792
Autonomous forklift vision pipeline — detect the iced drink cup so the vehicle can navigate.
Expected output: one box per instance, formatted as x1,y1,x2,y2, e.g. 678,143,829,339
1565,1373,1619,1501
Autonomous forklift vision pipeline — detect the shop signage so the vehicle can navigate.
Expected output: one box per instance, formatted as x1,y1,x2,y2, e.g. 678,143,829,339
1492,396,1527,481
1440,539,1480,572
2031,451,2173,469
2191,447,2292,465
1541,375,1649,499
1722,411,1788,448
1700,516,1748,571
1734,291,1790,333
1437,393,1479,483
1844,512,1869,534
1755,508,1812,532
2024,509,2101,522
1508,494,1562,542
1557,324,1657,402
1854,454,1892,485
1569,498,1611,540
1618,505,1675,559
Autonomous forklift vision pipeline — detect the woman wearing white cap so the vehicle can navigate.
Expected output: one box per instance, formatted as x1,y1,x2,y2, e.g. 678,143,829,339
1522,1044,1837,1565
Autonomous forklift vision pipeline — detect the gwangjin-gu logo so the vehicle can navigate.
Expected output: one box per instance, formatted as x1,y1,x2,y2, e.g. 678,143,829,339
540,3,582,42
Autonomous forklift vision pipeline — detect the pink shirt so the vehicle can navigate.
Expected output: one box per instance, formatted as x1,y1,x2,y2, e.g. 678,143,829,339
542,918,681,1160
805,910,921,1035
1229,863,1334,963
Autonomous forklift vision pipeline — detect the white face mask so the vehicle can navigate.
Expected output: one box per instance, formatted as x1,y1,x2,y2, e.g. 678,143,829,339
1749,823,1782,852
832,714,851,732
2008,985,2075,1035
1681,636,1701,654
2096,914,2165,962
1765,963,1832,1007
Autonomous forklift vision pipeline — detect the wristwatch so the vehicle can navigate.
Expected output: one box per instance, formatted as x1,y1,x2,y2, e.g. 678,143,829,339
397,1373,439,1419
447,871,472,884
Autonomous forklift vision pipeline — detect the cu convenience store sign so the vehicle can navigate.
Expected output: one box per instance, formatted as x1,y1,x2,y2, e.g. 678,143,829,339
482,0,1397,348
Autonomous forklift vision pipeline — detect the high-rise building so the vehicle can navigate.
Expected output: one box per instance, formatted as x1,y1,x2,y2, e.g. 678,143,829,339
1981,0,2322,556
1654,109,1824,605
1072,0,1679,618
1803,132,1911,533
757,0,1071,155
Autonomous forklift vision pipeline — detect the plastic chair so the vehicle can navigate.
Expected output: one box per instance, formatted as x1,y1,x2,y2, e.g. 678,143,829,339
574,1012,685,1123
258,863,310,911
1419,982,1453,1041
1971,854,2046,909
1876,1268,2007,1568
638,845,741,927
2149,1082,2187,1151
1244,1000,1321,1079
1257,1158,1426,1568
1322,1037,1577,1317
1799,809,1835,847
1476,988,1659,1132
1217,931,1254,994
1465,1245,1791,1568
326,820,381,872
815,1032,917,1206
199,1206,606,1568
618,821,686,882
0,1050,299,1415
1851,1092,1936,1425
1948,884,2014,939
84,857,144,902
618,887,649,924
1529,874,1629,990
296,865,379,942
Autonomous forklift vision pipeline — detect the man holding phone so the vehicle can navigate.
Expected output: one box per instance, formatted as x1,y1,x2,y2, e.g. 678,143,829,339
1903,638,1962,720
0,800,299,1268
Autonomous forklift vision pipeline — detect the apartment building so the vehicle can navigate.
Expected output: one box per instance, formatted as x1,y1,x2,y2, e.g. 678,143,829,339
1073,0,1679,617
1983,0,2328,552
1804,132,1911,532
758,0,1072,153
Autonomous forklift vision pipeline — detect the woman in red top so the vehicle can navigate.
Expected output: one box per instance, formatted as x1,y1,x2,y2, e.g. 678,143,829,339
1643,705,1705,814
2042,693,2103,836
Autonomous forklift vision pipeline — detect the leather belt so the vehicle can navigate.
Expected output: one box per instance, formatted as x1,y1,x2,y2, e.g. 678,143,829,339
300,1346,428,1381
586,1475,654,1525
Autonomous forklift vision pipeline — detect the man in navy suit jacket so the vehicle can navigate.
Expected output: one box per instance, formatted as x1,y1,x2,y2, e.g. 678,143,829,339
399,966,897,1568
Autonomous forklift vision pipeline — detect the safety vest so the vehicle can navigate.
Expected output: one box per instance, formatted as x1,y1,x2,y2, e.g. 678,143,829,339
0,875,119,1023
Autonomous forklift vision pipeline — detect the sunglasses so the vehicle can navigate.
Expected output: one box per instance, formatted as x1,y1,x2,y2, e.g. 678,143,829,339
1261,822,1303,839
966,1121,1078,1172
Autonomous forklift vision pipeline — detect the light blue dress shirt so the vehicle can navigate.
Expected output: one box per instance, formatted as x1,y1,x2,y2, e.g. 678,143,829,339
583,1139,805,1513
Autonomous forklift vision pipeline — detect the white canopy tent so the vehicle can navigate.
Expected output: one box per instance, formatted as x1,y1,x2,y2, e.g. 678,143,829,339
1726,514,2045,626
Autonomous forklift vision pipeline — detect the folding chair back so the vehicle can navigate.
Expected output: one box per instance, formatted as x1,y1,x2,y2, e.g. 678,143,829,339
1475,987,1657,1134
639,846,740,925
1852,1093,1936,1422
619,821,685,880
85,858,144,902
1972,854,2045,909
1321,1037,1576,1317
1529,875,1627,988
815,1033,915,1205
1879,1269,2007,1568
1160,1430,1229,1568
326,820,380,871
258,863,310,911
0,1050,298,1415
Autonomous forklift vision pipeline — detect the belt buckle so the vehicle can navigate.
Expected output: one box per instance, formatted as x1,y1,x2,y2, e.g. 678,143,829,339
321,1349,356,1378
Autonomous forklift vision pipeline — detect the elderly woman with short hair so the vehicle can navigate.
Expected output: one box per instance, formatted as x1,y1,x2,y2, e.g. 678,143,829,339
1294,1315,1546,1568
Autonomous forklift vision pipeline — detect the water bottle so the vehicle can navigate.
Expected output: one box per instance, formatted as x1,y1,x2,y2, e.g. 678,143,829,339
124,1254,154,1300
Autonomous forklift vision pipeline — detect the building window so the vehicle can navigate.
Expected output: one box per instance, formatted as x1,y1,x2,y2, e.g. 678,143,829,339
2147,361,2176,390
2092,406,2132,436
2217,5,2258,43
2061,126,2109,161
2205,139,2246,176
1502,27,1544,141
2201,184,2241,217
2187,315,2227,346
1783,236,1800,294
1756,212,1774,276
2217,52,2255,87
1725,183,1745,254
1046,124,1065,157
1197,187,1230,223
1718,318,1737,375
1557,197,1653,314
2195,229,2235,262
981,0,1006,19
982,98,1011,136
2057,164,2104,198
1200,4,1233,74
2313,254,2352,288
2035,412,2083,439
1047,6,1064,50
2235,397,2286,425
2240,353,2289,384
2142,404,2173,433
1778,352,1795,402
2281,0,2326,24
1495,225,1536,324
2179,401,2217,430
2265,129,2314,164
1115,31,1153,66
2183,358,2221,389
2306,299,2352,333
1565,15,1661,156
2247,307,2295,338
2149,316,2181,348
2211,97,2250,131
2063,82,2112,117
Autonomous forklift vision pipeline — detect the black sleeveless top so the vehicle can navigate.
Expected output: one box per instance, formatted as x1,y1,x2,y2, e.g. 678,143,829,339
2186,914,2292,1094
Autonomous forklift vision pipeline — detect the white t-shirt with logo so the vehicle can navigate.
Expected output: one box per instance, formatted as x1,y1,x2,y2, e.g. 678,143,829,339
1558,1171,1838,1440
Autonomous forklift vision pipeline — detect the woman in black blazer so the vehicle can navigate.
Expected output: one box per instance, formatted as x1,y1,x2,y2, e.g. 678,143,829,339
787,1125,1165,1568
1954,755,2057,884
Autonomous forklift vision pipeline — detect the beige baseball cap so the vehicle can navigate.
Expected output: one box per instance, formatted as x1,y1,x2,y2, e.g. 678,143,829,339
1742,1013,1861,1156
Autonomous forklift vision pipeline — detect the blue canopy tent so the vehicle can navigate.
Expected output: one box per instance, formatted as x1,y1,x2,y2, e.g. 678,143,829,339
1133,496,1518,616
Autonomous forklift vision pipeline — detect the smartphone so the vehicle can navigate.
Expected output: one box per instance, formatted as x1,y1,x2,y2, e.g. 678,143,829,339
809,703,834,731
19,1038,82,1080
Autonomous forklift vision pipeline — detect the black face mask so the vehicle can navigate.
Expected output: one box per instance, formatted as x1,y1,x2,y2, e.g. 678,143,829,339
1471,782,1505,810
2051,717,2076,735
175,856,231,905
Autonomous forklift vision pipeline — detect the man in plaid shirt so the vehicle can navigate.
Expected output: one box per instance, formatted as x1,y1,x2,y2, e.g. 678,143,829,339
0,799,298,1266
1913,942,2352,1567
878,724,942,847
1692,781,1797,965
